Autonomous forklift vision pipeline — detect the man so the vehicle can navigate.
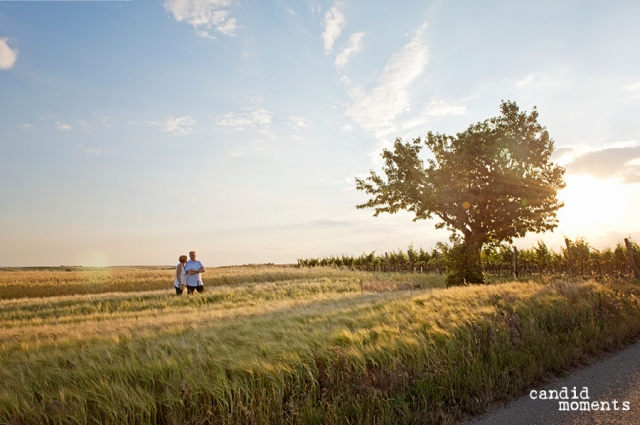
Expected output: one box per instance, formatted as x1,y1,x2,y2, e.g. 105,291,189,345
184,250,205,294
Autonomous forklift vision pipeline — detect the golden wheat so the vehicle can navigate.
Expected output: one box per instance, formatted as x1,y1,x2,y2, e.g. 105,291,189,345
2,267,640,424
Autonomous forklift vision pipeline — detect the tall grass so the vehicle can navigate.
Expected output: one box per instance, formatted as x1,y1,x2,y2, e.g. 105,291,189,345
0,265,418,300
2,267,640,424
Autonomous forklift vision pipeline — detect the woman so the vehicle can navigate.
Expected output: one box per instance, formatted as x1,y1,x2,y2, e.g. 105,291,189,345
174,255,188,296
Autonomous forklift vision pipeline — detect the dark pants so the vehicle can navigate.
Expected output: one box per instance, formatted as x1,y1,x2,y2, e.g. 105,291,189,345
175,286,184,296
187,285,204,294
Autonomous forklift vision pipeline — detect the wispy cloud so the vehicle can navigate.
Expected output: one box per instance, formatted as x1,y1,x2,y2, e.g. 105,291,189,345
401,116,427,130
303,219,355,228
424,100,466,117
0,38,18,70
228,139,271,156
335,32,364,67
555,141,640,184
288,116,311,128
146,116,196,136
624,82,640,99
322,3,346,54
56,123,73,131
214,106,271,130
164,0,238,38
513,72,564,90
345,24,428,139
78,145,103,157
399,100,466,129
516,74,535,87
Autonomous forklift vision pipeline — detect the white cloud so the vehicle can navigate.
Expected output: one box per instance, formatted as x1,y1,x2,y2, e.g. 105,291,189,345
228,146,246,156
146,116,196,136
214,106,271,130
0,38,18,70
626,157,640,167
401,116,427,130
424,100,466,117
228,139,271,156
22,124,32,129
79,146,103,157
56,124,73,131
339,75,351,84
516,74,535,87
335,32,364,67
624,82,640,99
288,116,311,128
603,140,639,149
341,124,353,132
164,0,237,38
322,3,346,54
554,141,640,183
195,30,217,40
513,72,565,90
553,140,640,166
345,24,428,139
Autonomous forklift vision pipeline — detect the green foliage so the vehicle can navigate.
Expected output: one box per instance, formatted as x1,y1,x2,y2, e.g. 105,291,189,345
436,235,484,286
355,101,566,285
298,246,439,273
297,236,640,281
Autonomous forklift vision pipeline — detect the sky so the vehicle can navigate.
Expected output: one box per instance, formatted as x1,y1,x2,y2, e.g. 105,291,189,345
1,0,640,267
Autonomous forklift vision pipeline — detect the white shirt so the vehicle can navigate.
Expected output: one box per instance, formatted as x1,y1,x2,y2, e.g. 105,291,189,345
184,259,204,287
174,263,187,288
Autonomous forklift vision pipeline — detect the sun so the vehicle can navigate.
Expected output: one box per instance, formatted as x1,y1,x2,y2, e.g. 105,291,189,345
556,175,625,233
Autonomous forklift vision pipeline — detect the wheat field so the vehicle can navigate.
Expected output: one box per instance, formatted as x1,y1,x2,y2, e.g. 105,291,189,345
1,266,640,424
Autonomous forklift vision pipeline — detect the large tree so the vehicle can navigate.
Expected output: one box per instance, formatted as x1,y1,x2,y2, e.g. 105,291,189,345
355,101,566,285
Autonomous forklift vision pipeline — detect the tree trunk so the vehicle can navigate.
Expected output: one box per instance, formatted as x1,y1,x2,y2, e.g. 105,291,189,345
446,234,485,287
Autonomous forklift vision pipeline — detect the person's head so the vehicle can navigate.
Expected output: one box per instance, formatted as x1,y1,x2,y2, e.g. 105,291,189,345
179,255,188,264
189,251,197,261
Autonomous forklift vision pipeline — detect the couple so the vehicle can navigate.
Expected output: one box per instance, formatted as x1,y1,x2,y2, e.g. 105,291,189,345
174,251,205,295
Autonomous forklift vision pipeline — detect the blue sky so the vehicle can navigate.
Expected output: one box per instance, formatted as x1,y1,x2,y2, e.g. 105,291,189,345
1,0,640,266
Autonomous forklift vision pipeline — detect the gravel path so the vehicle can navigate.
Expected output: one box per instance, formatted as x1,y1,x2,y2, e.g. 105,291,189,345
460,340,640,424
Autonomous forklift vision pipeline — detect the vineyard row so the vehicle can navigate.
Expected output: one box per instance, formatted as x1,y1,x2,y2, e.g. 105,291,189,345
297,237,640,279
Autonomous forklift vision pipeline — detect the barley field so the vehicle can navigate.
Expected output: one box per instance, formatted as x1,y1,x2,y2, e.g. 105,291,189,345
1,266,640,424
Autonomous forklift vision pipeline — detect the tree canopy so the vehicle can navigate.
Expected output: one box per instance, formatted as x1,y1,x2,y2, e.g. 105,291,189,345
355,101,566,284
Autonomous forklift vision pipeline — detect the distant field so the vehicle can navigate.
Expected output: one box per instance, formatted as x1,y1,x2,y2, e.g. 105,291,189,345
0,265,391,299
2,267,640,424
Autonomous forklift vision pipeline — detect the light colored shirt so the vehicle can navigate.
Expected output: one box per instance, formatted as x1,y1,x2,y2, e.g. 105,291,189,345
174,263,187,288
184,259,204,287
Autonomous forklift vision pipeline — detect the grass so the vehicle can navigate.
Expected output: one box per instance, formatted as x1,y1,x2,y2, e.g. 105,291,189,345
0,265,428,299
1,267,640,424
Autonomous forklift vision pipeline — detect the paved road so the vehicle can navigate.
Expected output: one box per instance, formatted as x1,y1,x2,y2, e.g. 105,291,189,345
461,341,640,425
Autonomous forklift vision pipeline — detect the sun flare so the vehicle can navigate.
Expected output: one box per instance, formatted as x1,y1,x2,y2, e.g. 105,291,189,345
557,175,625,232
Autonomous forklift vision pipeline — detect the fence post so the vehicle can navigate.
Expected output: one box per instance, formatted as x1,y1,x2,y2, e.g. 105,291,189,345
624,238,640,280
565,238,575,276
433,251,442,274
512,246,519,278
